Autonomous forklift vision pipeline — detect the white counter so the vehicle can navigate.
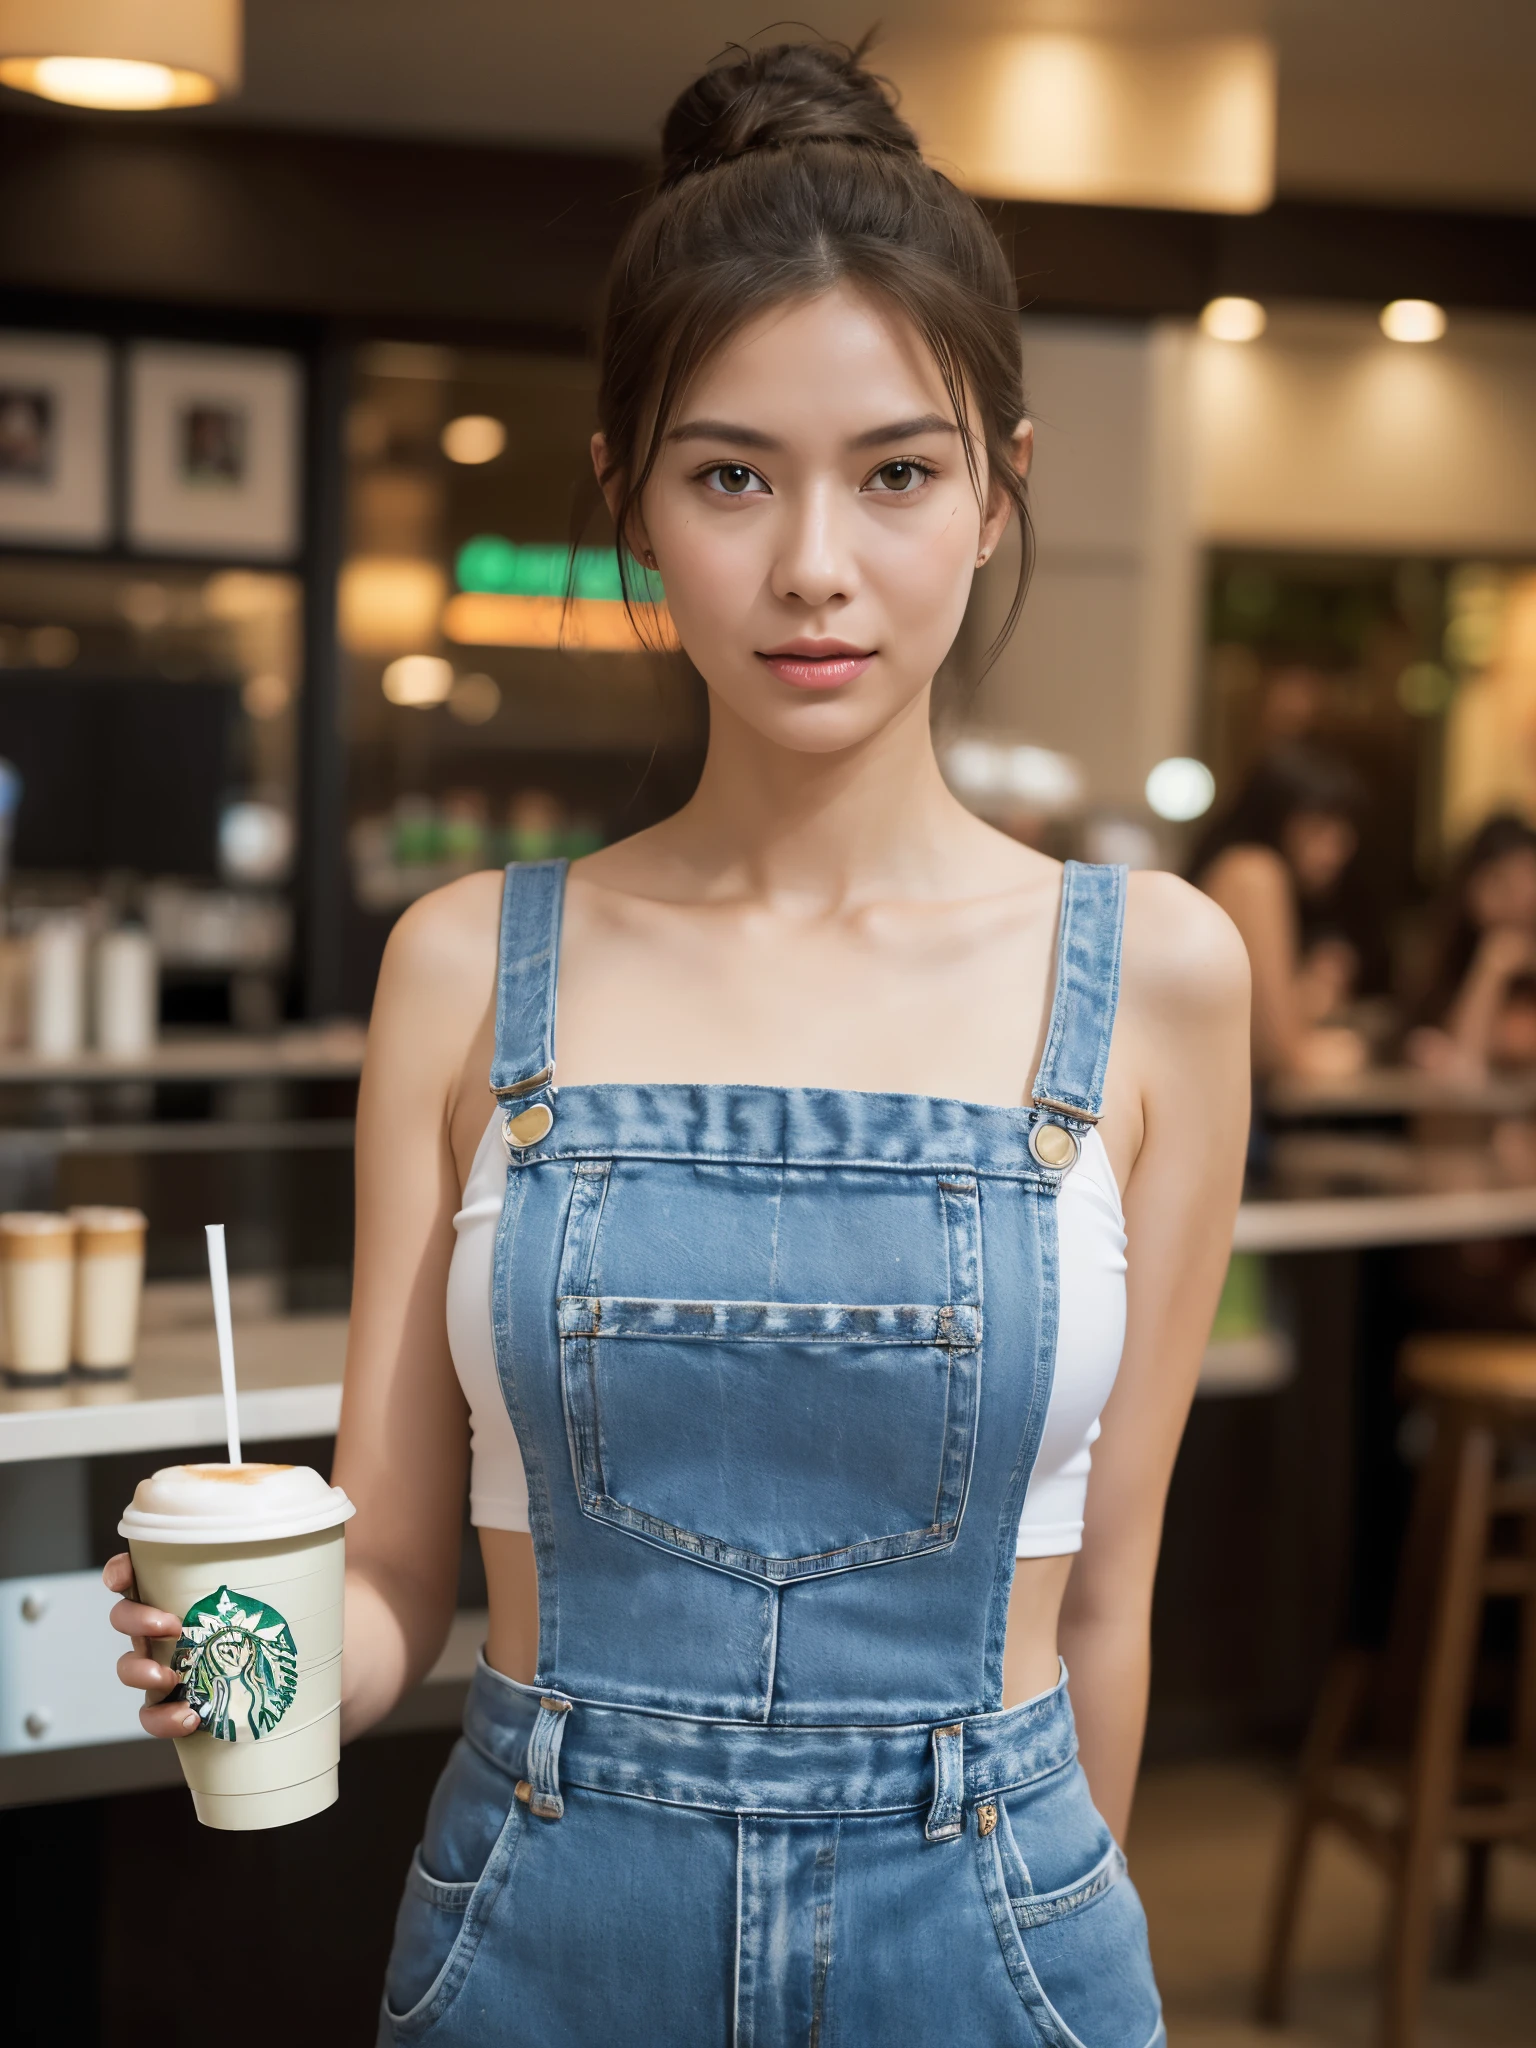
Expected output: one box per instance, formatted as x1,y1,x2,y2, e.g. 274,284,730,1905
1233,1181,1536,1254
0,1309,345,1464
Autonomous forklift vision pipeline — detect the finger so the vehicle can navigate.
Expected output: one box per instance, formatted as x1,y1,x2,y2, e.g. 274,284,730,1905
141,1700,202,1740
117,1650,180,1695
102,1553,135,1595
108,1596,181,1641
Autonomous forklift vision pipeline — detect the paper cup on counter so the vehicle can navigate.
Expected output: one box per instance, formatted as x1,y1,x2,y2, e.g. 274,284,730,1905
0,1212,76,1382
70,1206,147,1375
120,1463,355,1832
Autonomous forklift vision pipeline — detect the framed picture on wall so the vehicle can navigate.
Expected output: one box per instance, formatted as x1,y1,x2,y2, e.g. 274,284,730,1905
127,343,302,559
0,332,112,548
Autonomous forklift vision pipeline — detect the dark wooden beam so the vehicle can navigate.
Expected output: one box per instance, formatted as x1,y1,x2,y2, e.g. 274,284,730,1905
0,107,646,338
993,196,1536,320
1,105,1531,339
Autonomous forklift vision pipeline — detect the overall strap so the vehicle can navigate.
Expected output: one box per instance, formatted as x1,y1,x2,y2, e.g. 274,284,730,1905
489,860,568,1101
1029,861,1128,1125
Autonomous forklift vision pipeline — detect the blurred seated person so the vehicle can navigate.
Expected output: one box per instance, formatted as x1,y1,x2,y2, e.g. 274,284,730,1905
1192,746,1368,1079
1407,813,1536,1080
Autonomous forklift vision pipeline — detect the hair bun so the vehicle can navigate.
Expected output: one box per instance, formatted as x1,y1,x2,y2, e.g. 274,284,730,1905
660,40,919,187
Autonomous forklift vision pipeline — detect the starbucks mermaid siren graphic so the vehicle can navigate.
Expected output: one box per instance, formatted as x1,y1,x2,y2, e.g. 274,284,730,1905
172,1586,298,1742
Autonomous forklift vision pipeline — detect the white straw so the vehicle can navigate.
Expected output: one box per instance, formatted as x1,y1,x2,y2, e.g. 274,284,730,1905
205,1224,242,1467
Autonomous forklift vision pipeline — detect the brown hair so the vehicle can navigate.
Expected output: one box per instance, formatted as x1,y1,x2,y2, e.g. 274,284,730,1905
591,38,1032,669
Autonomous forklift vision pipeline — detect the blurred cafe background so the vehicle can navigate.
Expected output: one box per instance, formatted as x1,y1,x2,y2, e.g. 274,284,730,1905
0,4,1534,2043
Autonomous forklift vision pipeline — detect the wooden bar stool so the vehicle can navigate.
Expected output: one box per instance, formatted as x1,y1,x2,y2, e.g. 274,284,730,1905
1256,1333,1536,2048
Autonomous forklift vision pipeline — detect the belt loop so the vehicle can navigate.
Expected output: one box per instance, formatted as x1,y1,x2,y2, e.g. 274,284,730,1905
925,1722,965,1843
520,1694,573,1820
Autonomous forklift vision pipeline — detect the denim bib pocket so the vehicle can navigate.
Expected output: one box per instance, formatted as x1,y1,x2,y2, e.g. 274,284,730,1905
554,1162,984,1584
382,1743,527,2038
978,1795,1164,2048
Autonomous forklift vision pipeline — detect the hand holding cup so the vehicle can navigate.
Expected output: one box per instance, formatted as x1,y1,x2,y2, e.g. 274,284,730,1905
103,1550,204,1739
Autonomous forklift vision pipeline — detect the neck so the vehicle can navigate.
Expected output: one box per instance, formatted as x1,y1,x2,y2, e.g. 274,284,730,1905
663,685,982,907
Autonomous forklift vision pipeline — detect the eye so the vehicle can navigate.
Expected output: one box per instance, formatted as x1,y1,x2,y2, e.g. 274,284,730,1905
866,460,932,494
702,463,767,496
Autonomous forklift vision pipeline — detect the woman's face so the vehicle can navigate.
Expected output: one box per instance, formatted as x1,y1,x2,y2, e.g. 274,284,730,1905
1281,810,1357,895
596,282,1029,755
1468,847,1536,932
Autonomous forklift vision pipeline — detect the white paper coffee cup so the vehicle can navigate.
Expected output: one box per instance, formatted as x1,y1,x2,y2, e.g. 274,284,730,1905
70,1206,147,1374
1,1211,76,1381
120,1463,355,1832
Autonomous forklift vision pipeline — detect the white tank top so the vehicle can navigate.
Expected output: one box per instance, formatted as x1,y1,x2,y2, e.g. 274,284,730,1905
448,1107,1127,1558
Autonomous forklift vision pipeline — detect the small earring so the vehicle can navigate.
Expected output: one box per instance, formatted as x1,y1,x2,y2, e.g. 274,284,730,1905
976,551,989,567
642,549,658,568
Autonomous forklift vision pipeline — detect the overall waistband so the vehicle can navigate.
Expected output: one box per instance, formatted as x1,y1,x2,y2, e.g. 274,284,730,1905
461,1656,1078,1834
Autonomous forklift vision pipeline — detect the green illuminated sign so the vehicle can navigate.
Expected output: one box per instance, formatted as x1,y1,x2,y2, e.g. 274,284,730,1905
455,537,664,604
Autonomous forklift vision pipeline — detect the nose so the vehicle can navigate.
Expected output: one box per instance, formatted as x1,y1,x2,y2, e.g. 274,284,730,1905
770,478,855,611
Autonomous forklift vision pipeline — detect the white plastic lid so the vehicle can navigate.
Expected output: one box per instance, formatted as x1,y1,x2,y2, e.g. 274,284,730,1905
119,1462,355,1544
70,1205,147,1232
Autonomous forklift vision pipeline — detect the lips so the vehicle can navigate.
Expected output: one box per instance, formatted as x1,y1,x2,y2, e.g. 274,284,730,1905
756,642,874,690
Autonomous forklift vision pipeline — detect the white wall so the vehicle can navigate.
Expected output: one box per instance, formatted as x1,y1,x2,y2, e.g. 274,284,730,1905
1191,308,1536,555
964,308,1536,815
966,318,1200,809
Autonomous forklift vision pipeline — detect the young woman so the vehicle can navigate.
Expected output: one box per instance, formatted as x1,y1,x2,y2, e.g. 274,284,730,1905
1192,744,1366,1080
107,42,1248,2046
1407,812,1536,1079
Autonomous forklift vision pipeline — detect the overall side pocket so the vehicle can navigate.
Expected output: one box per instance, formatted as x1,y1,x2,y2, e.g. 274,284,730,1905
382,1741,527,2038
977,1795,1164,2048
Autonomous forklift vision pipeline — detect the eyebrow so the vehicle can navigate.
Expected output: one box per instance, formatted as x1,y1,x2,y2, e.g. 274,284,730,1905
848,413,960,449
666,412,960,453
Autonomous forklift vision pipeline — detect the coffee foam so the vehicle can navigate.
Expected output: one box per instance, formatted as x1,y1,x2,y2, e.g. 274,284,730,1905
120,1462,354,1544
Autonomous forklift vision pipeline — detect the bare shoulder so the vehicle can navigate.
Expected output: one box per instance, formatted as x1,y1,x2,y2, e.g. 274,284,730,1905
369,870,503,1080
1120,868,1250,1029
1198,841,1290,913
380,869,502,990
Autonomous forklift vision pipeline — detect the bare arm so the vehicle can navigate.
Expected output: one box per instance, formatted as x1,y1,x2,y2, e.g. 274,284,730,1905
330,880,502,1737
1198,844,1303,1076
1057,873,1250,1841
105,874,500,1741
1443,927,1536,1071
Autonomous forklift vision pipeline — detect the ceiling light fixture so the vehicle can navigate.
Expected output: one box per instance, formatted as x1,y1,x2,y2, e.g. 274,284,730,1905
1200,296,1267,343
441,416,507,466
1380,299,1447,344
0,0,241,111
382,655,454,708
1145,758,1216,822
884,31,1275,213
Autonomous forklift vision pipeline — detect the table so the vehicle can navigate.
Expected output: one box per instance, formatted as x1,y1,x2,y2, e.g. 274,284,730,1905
1266,1065,1536,1123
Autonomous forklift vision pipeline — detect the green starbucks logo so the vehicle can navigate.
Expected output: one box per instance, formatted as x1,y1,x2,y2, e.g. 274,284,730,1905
172,1586,298,1743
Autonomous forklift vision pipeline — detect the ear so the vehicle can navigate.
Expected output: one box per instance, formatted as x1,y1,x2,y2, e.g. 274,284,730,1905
977,418,1033,562
591,433,655,564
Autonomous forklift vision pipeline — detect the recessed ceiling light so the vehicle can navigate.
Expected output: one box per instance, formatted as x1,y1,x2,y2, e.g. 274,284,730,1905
1200,296,1267,343
441,415,507,465
1380,299,1446,344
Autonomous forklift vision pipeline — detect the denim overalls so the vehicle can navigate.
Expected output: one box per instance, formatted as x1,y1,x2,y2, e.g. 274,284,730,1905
381,859,1164,2047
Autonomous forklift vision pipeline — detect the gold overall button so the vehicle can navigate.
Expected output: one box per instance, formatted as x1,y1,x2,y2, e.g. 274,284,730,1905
1029,1120,1079,1170
505,1102,554,1149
